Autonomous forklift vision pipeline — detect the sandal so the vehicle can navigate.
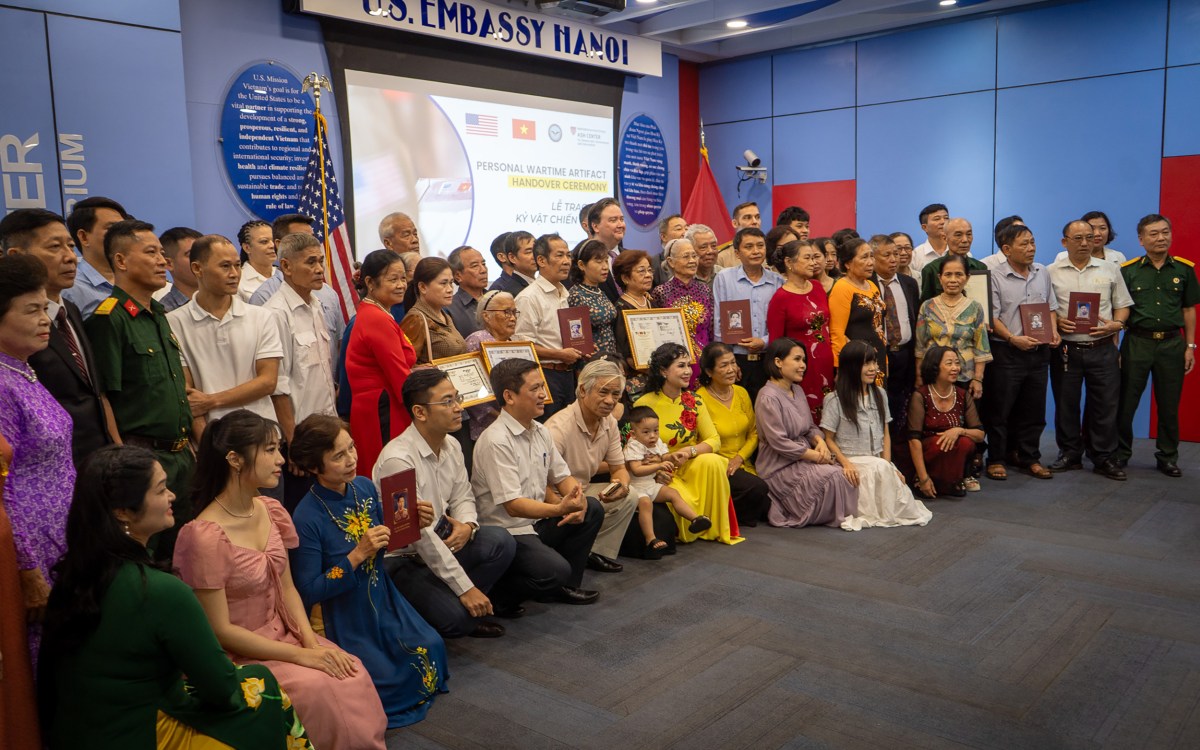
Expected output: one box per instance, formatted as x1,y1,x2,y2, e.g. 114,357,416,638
644,539,667,560
986,463,1008,481
963,477,981,492
1022,463,1053,480
688,516,712,534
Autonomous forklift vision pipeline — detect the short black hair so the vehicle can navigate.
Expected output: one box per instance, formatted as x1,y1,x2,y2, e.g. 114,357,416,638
776,206,810,226
490,358,539,406
918,204,948,226
579,203,593,226
763,337,805,380
271,213,313,241
1061,219,1091,238
532,233,564,264
920,345,959,386
66,196,128,248
189,234,235,267
0,208,66,251
733,227,766,250
731,201,758,220
657,214,684,238
698,342,735,386
889,231,913,247
402,367,451,414
103,219,156,266
587,197,621,232
505,230,535,260
626,405,658,425
159,227,203,261
994,216,1024,247
0,254,48,318
1137,213,1171,235
1081,210,1117,243
489,232,512,264
997,223,1032,249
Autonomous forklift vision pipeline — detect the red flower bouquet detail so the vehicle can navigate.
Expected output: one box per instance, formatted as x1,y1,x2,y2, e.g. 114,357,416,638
665,391,701,446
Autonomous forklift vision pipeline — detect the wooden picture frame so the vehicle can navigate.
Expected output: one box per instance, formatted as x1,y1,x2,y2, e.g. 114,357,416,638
966,270,993,324
621,307,695,371
478,340,554,404
430,352,494,407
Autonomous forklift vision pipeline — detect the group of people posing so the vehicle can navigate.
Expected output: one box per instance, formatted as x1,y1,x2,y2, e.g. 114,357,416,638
0,193,1195,749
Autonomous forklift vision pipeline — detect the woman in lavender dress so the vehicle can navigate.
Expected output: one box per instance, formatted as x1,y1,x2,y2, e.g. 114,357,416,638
0,255,76,663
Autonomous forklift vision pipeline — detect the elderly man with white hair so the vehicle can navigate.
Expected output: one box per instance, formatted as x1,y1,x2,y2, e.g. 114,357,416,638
687,223,722,287
545,359,637,574
379,211,420,256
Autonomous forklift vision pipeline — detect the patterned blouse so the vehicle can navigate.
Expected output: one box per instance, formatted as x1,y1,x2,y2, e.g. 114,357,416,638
913,296,993,383
567,282,617,358
827,277,886,365
650,277,714,361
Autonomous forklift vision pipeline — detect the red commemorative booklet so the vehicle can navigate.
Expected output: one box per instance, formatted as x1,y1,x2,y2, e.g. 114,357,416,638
557,306,595,356
1019,302,1053,344
720,299,752,345
380,468,421,551
1067,292,1101,334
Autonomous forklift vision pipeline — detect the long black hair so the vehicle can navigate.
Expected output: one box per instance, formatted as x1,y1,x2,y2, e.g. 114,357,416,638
645,342,691,394
192,410,280,513
43,445,167,655
834,340,887,427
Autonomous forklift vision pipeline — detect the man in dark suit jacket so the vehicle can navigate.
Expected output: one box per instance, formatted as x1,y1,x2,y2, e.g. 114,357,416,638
1,209,115,468
586,198,626,304
871,235,920,440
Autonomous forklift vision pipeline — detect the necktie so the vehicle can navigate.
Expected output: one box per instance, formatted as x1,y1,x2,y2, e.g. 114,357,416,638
609,249,623,295
56,306,91,384
883,281,901,347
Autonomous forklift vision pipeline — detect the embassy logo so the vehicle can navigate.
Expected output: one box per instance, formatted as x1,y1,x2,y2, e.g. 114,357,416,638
548,124,562,142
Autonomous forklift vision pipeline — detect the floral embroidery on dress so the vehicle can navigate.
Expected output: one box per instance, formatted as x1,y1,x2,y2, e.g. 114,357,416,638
807,310,827,342
325,565,344,580
241,676,266,709
408,644,440,699
664,391,701,447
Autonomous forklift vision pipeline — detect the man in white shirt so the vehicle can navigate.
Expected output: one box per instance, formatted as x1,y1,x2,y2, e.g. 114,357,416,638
1054,210,1127,265
514,233,582,419
167,235,281,442
909,202,950,274
472,359,603,610
1047,220,1132,480
374,369,517,637
62,196,128,318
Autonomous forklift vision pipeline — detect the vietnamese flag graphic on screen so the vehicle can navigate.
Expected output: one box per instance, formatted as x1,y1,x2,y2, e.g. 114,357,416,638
512,119,536,139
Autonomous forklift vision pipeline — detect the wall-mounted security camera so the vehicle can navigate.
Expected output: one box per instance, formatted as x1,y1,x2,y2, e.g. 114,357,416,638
736,148,767,185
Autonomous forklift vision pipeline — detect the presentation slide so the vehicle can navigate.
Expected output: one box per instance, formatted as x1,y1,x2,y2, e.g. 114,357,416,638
344,70,614,280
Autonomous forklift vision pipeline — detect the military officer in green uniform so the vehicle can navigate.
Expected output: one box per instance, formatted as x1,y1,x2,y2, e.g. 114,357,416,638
1115,213,1199,477
85,219,195,557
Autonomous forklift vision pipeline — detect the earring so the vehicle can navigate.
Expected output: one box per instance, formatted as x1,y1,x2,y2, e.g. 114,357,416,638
123,521,131,536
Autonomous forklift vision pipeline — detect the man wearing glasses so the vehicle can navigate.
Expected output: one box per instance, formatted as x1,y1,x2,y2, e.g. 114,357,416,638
374,368,517,638
473,358,604,612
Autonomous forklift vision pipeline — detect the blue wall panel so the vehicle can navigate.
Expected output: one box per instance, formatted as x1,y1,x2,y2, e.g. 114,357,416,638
772,109,855,185
621,54,682,253
698,56,773,125
998,0,1167,87
705,118,774,228
0,7,63,214
857,18,996,106
47,15,194,229
856,92,995,244
772,43,856,115
1,0,179,29
1168,0,1200,66
995,71,1163,264
1164,65,1200,157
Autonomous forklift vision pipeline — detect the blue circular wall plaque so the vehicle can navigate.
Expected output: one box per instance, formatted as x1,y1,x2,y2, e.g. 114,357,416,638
618,113,669,228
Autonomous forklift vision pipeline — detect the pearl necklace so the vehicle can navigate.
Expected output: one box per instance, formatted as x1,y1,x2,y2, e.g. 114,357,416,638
214,494,255,518
621,292,650,309
930,383,955,400
706,384,734,403
0,359,36,383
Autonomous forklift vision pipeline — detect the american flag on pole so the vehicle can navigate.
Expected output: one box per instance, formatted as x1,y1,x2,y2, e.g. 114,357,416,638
297,111,358,322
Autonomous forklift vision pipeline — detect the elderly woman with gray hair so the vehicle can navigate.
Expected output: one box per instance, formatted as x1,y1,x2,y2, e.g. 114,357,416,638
546,359,639,572
650,237,714,389
464,290,519,440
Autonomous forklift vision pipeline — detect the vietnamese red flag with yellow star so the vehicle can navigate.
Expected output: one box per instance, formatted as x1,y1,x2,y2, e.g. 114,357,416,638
512,119,536,140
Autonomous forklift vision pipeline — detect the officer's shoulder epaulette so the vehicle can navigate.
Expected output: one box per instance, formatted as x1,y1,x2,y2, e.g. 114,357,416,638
1121,257,1141,268
1174,256,1195,268
94,297,118,315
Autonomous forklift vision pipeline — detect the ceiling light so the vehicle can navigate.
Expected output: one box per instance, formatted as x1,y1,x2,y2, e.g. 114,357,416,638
727,20,748,29
635,0,658,4
939,0,957,6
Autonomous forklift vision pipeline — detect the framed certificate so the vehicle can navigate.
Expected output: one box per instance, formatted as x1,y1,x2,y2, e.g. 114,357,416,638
965,270,993,324
478,340,553,404
430,352,494,407
622,307,694,371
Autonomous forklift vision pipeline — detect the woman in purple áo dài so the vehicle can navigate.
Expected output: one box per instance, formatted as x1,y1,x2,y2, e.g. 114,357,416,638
651,238,713,388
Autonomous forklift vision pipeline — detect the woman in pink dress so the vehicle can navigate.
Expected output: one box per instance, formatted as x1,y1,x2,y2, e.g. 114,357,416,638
176,410,388,750
766,240,836,420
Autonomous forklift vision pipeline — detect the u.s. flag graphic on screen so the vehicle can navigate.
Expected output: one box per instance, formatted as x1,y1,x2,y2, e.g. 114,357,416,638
465,113,498,136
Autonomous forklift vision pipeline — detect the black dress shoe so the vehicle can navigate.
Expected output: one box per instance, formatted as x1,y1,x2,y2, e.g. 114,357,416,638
1113,457,1128,469
491,603,525,619
537,586,599,605
1093,461,1127,481
586,553,623,573
468,620,506,638
1048,456,1083,472
1157,461,1182,477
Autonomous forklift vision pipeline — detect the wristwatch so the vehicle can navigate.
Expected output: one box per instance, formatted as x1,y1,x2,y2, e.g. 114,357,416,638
466,521,479,540
689,446,698,458
1188,343,1197,350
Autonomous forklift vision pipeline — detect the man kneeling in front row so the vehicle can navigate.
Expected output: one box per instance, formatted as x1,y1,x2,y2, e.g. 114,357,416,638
374,368,517,637
473,358,604,613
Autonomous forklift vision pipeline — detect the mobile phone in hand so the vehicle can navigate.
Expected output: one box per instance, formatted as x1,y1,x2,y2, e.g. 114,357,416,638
434,515,453,540
599,481,622,500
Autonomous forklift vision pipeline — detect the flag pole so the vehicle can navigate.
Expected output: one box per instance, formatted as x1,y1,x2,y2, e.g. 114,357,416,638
302,73,334,267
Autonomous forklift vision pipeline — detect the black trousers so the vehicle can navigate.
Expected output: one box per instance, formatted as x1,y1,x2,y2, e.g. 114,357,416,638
1050,340,1120,464
734,354,768,406
539,368,577,422
491,497,603,605
984,341,1050,466
384,526,517,638
885,345,916,438
729,467,770,527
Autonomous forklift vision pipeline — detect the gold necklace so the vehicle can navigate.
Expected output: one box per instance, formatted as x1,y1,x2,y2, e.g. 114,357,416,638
214,494,254,518
362,296,390,313
706,384,734,402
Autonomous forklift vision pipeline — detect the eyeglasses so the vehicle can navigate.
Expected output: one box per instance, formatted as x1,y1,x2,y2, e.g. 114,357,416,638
485,308,520,318
421,394,465,408
1068,234,1095,243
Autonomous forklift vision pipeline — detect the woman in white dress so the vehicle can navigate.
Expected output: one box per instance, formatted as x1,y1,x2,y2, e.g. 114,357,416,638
820,340,932,528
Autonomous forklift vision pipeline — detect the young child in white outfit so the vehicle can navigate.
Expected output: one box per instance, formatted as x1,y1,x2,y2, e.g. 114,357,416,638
625,406,711,559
